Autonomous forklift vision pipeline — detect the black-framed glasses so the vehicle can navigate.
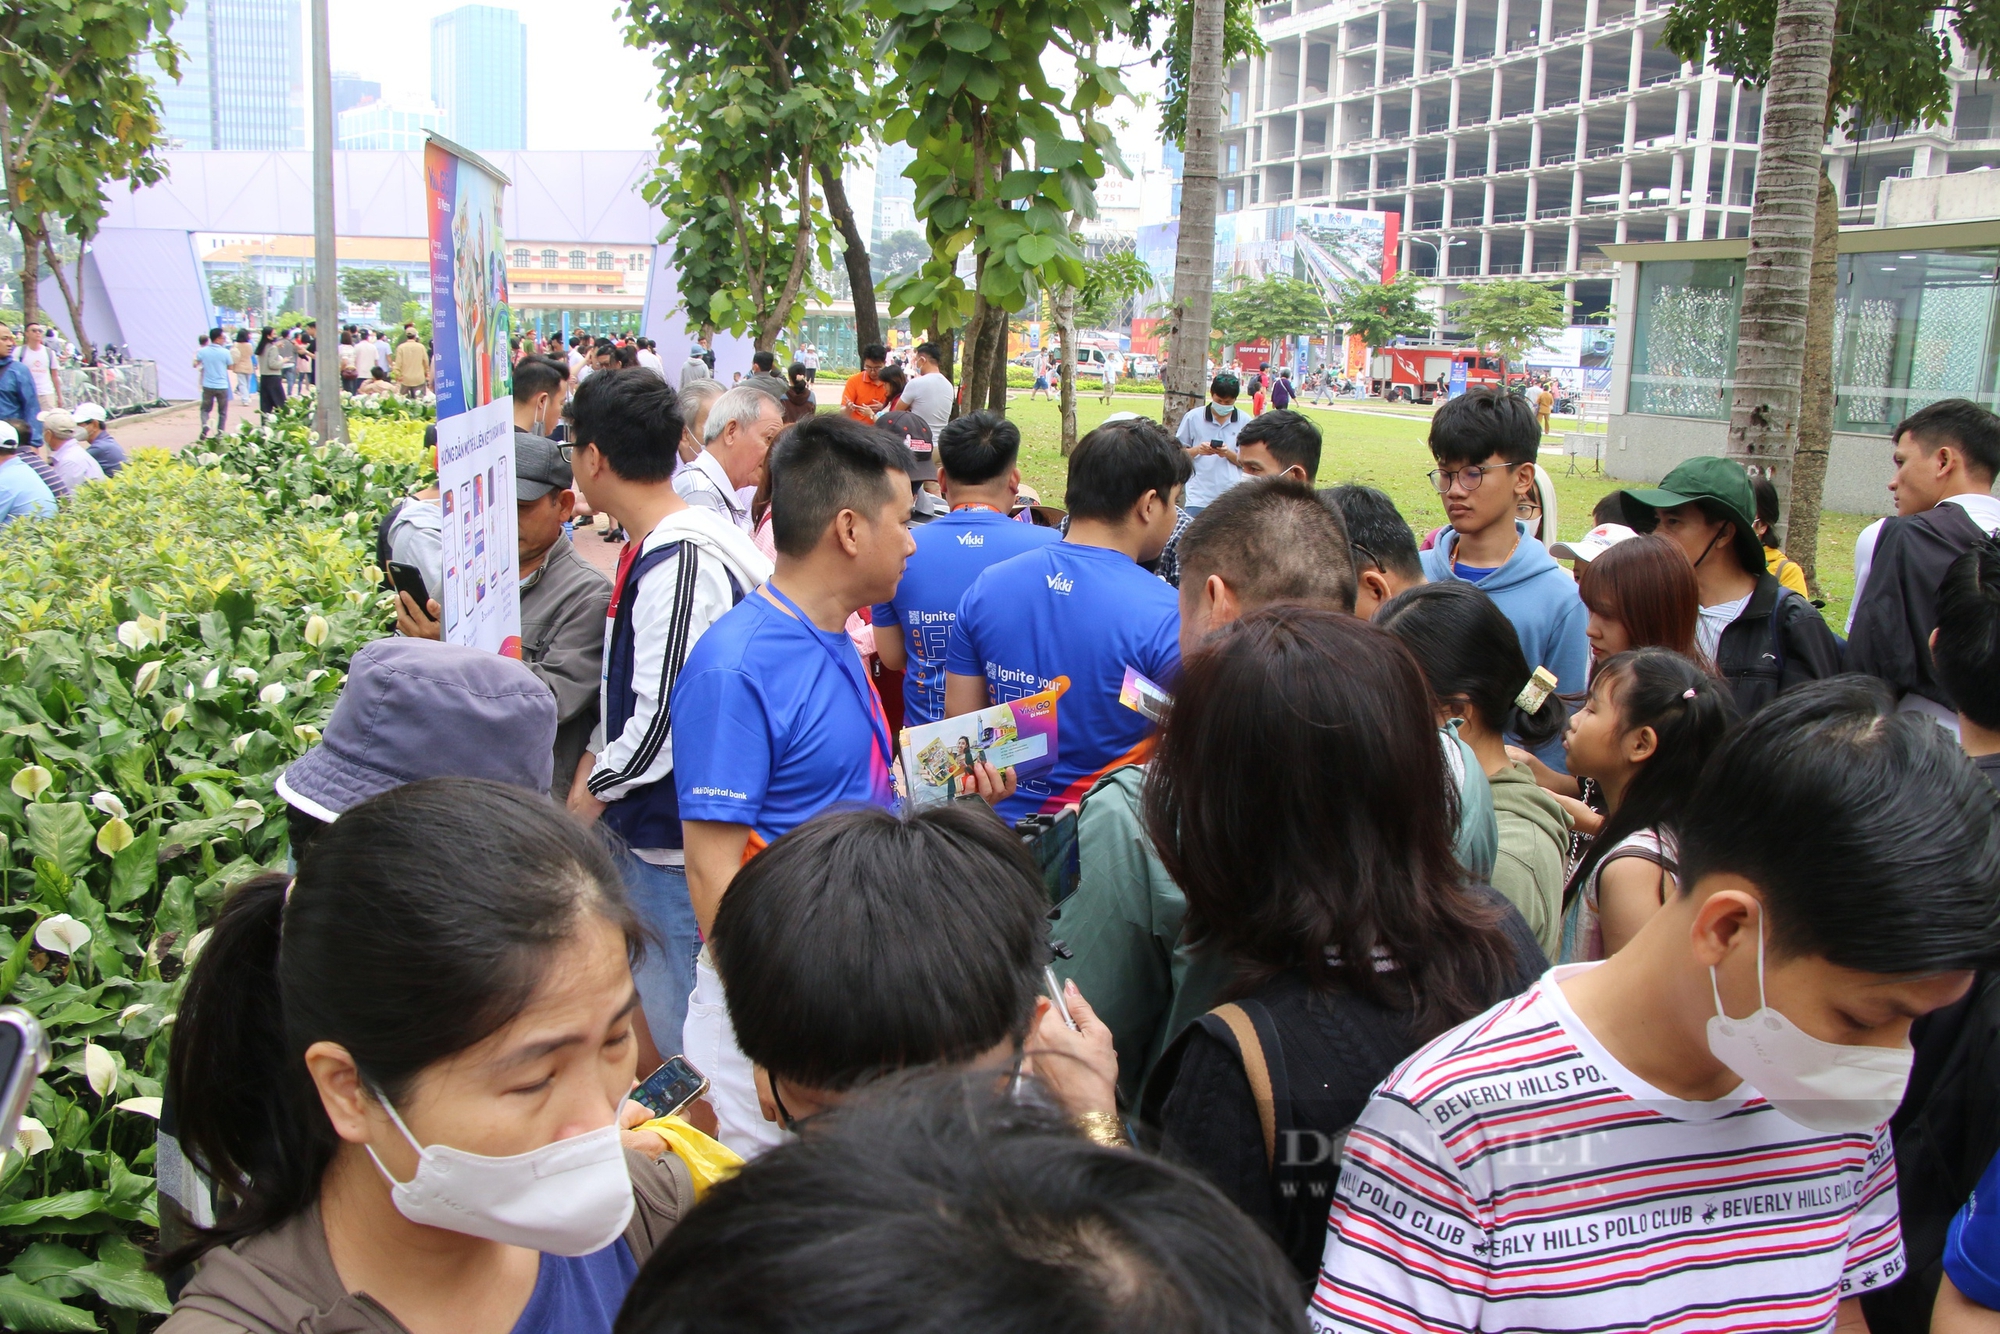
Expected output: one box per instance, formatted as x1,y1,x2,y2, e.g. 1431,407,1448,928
1350,541,1381,572
1428,465,1494,493
556,442,574,461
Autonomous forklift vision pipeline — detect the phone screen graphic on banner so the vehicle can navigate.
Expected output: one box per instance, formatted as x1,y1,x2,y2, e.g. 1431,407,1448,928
426,134,521,658
1447,360,1468,400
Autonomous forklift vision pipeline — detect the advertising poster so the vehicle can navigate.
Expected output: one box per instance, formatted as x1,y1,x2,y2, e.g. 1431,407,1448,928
425,134,521,657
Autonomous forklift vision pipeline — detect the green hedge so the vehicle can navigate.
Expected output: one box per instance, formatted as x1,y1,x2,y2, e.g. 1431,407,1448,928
0,393,430,1330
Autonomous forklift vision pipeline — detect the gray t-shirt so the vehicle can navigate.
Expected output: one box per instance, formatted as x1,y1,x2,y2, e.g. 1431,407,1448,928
900,371,955,433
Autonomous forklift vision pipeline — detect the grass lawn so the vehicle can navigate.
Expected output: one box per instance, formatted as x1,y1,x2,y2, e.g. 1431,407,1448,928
994,391,1873,631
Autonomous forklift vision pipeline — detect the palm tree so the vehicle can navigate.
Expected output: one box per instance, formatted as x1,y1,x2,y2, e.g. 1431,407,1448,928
1723,0,1835,521
1161,0,1226,433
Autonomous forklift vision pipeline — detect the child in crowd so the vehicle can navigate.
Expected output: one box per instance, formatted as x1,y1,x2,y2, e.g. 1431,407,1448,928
1324,484,1426,619
1556,648,1736,961
1313,678,2000,1334
1418,388,1588,766
1378,582,1572,960
1750,474,1811,596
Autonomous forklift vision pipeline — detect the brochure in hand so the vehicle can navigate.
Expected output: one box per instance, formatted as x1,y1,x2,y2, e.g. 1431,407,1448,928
900,686,1061,808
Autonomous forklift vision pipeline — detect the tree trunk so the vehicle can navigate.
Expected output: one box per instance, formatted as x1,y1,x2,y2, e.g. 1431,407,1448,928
1724,0,1834,511
1162,0,1226,433
18,228,41,331
985,311,1008,413
818,159,882,354
1785,169,1838,596
1056,284,1081,454
43,233,93,364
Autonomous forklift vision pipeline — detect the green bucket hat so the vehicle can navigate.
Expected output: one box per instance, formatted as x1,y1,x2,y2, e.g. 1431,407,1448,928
1619,457,1767,575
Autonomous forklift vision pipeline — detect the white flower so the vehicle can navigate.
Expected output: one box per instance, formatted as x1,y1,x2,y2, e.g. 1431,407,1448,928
90,791,127,819
118,1003,149,1024
197,451,221,466
345,589,369,606
182,927,213,966
161,704,185,730
138,614,166,643
230,666,259,684
303,614,330,648
134,660,163,694
258,683,286,705
95,816,134,855
230,734,251,756
34,914,91,955
83,1043,117,1099
115,1096,163,1119
293,723,322,745
10,765,51,799
14,1117,51,1156
306,669,327,684
229,799,265,832
201,666,220,690
115,620,151,652
363,564,384,585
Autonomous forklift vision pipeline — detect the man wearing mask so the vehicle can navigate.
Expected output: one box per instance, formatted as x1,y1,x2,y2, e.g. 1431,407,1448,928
1173,373,1246,516
512,355,566,436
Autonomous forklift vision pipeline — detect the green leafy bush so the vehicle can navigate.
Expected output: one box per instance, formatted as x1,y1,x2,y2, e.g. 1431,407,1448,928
0,402,431,1328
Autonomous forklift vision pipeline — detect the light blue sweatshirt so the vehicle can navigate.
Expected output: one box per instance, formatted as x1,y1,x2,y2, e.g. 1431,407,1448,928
1421,521,1589,769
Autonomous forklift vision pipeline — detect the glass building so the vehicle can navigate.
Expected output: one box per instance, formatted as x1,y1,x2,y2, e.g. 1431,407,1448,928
337,101,448,151
156,0,305,151
432,5,527,152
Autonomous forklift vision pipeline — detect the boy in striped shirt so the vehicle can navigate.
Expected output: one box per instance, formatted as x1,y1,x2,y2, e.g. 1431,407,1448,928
1314,679,2000,1334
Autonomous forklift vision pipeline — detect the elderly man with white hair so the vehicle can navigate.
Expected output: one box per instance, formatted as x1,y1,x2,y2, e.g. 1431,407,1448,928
670,382,781,535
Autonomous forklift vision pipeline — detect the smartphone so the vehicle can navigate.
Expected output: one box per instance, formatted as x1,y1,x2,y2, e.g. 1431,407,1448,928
632,1055,709,1119
0,1008,49,1151
386,561,430,612
1044,965,1079,1032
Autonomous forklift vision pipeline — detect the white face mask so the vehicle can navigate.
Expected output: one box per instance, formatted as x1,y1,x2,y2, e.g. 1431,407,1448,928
366,1094,634,1255
1705,916,1913,1135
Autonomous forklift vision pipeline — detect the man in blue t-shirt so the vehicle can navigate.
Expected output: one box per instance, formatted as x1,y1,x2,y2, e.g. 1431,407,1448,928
872,411,1058,726
194,328,234,440
945,417,1191,824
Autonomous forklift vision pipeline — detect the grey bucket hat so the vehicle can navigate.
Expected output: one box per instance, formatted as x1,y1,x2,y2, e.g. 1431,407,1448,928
276,638,555,819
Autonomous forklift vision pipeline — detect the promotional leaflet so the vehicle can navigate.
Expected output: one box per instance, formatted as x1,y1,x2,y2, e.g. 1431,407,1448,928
900,687,1061,808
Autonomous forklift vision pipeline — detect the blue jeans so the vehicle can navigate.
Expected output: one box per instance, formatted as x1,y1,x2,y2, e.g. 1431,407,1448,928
622,854,701,1057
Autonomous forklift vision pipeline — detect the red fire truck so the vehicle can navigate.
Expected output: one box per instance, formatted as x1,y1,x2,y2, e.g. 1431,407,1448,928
1368,346,1512,403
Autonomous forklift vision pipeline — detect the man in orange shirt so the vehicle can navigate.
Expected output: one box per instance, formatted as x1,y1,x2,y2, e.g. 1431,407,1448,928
841,343,891,424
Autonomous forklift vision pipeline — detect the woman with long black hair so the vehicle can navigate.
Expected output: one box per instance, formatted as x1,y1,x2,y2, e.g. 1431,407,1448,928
1141,606,1543,1282
254,325,285,417
158,779,692,1334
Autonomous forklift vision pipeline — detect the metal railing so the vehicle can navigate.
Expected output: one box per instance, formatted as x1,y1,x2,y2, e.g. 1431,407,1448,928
53,362,164,416
1537,204,1573,218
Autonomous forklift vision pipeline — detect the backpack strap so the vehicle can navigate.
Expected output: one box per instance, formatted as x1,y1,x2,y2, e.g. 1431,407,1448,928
1212,1003,1277,1171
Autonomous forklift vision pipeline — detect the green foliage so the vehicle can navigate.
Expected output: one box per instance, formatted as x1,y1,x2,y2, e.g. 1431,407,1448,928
1660,0,2000,133
1445,280,1568,373
1211,273,1336,347
626,0,875,347
870,228,930,283
1075,245,1157,328
1146,0,1266,146
339,267,412,314
205,274,260,321
1331,271,1431,348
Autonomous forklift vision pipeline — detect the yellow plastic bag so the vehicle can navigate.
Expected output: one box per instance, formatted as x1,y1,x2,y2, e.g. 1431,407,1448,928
635,1114,743,1200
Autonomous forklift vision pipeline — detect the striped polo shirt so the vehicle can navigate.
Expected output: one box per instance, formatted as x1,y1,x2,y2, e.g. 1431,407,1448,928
1311,963,1903,1334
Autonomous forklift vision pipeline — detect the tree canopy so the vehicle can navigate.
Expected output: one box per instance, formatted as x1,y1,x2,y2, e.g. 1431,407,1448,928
1446,280,1566,375
1330,270,1430,348
1211,273,1335,347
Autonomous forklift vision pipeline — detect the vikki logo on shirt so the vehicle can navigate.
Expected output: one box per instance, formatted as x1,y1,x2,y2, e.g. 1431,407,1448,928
1045,572,1075,595
956,532,985,547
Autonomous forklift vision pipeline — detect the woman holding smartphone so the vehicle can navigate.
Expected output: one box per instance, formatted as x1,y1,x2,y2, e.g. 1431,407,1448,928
159,779,691,1334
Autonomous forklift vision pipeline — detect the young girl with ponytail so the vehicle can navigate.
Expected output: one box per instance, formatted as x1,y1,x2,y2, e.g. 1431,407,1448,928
1379,582,1573,960
159,778,691,1334
1557,648,1738,961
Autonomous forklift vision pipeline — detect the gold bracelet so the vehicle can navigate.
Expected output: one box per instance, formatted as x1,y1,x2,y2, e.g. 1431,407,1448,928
1075,1110,1130,1149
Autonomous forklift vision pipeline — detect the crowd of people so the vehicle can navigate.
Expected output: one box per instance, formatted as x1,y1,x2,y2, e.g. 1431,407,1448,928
8,305,2000,1331
0,320,127,521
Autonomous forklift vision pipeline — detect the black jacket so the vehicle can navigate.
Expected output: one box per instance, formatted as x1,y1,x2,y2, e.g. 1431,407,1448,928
1141,888,1545,1283
1714,572,1846,716
1848,502,1991,711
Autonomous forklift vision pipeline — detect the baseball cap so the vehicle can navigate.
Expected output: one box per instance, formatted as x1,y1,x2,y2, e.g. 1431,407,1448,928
38,409,78,439
276,639,557,820
1550,523,1638,564
71,402,107,425
0,422,17,452
514,430,573,501
1619,457,1765,574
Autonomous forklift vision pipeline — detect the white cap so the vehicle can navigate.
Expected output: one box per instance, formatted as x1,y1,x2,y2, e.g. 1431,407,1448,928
72,402,107,425
1551,523,1638,564
0,421,16,450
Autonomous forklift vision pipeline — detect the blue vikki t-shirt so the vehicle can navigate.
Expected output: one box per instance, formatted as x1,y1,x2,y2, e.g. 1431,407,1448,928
871,506,1060,726
671,588,897,848
508,1240,636,1334
945,540,1180,823
195,343,233,391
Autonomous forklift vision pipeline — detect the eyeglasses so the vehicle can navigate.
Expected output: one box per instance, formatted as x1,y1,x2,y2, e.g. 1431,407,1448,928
1349,541,1381,572
555,443,574,461
1428,464,1501,493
